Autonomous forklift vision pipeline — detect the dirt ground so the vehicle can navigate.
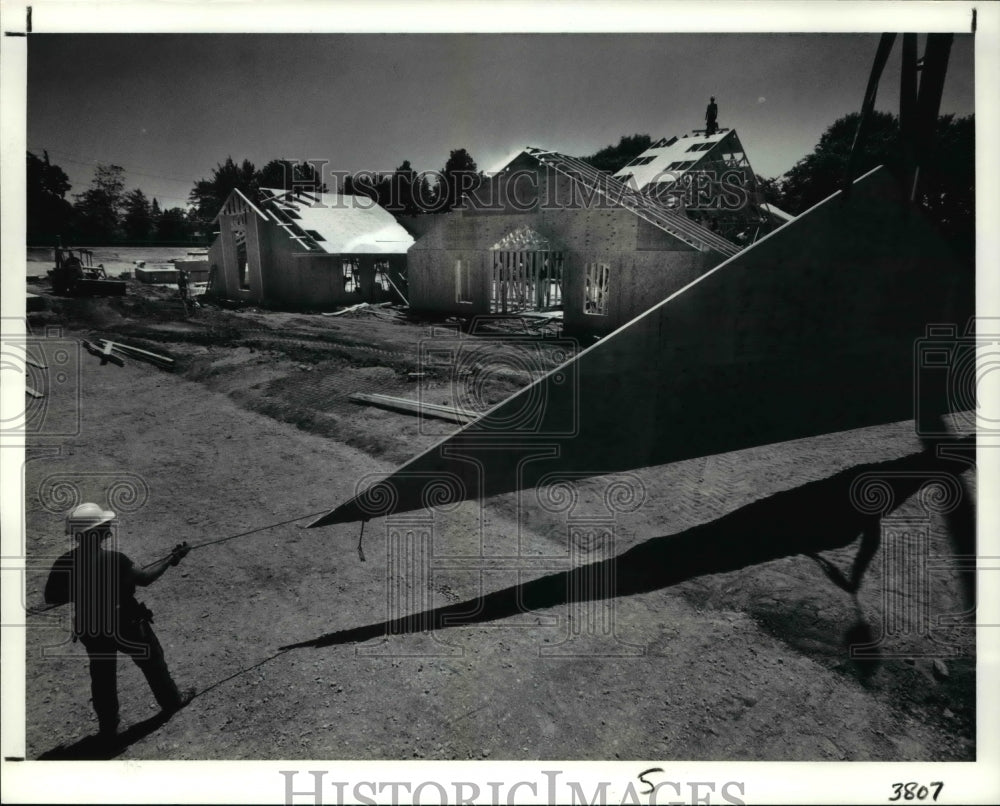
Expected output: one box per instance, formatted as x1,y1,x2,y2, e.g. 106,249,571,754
21,280,975,761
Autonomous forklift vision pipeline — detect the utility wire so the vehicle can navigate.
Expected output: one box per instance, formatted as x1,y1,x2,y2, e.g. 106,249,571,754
28,145,201,186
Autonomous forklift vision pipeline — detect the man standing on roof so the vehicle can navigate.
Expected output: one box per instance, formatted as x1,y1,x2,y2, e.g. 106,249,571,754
44,503,194,740
705,96,719,136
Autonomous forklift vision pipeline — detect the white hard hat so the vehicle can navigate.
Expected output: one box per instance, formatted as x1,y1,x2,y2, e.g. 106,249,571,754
65,502,117,534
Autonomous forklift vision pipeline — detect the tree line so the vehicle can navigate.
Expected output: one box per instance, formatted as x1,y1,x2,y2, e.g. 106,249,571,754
581,113,974,257
27,153,197,246
27,111,973,254
186,149,483,234
26,147,486,246
770,111,974,255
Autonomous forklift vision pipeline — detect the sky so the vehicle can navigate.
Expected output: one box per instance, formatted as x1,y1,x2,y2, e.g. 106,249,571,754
26,32,975,210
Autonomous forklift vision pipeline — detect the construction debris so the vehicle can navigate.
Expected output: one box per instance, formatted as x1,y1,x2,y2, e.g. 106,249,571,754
97,339,174,368
80,338,174,369
520,311,564,331
322,302,397,317
322,302,370,317
135,266,180,284
381,272,409,306
349,392,480,424
81,340,125,367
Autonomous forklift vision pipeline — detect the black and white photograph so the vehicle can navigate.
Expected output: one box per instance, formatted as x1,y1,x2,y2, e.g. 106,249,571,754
2,1,998,803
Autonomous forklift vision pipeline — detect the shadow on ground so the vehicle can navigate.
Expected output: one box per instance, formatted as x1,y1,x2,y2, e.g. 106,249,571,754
38,711,171,760
283,439,974,682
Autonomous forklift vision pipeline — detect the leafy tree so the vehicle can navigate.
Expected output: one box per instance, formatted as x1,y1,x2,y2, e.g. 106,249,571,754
342,173,360,196
258,159,328,193
342,154,466,214
754,174,784,208
188,156,258,233
72,163,126,242
26,150,73,245
918,114,974,250
380,160,420,216
416,173,439,212
773,111,973,256
342,171,385,204
581,134,653,174
122,188,153,241
373,174,393,210
439,148,480,211
150,197,162,235
777,111,900,214
259,159,293,190
156,207,192,241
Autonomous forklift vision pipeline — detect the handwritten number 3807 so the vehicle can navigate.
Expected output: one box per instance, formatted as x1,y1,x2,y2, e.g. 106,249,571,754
890,782,944,801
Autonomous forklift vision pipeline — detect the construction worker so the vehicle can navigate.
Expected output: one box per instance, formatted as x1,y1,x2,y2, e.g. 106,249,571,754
62,252,84,280
177,268,189,302
44,503,194,739
705,96,719,136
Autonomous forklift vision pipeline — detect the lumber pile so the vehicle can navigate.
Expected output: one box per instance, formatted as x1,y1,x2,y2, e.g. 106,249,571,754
349,392,480,424
81,338,174,369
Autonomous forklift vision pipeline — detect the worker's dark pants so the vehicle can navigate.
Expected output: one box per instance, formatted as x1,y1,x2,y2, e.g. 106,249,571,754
81,620,181,733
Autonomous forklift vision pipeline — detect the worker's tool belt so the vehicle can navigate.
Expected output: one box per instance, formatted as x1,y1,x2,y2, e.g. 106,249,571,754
72,601,154,641
129,601,155,625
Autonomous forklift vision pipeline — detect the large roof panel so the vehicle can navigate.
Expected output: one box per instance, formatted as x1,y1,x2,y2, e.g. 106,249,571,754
521,147,740,257
613,129,741,189
257,189,415,255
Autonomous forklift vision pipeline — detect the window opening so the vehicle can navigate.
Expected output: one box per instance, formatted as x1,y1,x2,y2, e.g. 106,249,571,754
234,227,250,290
343,258,361,294
455,258,473,304
490,250,563,313
584,262,610,316
374,260,393,293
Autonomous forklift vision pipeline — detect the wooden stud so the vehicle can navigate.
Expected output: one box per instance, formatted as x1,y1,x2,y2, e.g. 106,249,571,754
349,392,479,424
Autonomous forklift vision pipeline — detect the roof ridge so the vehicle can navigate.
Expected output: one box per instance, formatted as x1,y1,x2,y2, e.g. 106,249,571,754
524,148,739,257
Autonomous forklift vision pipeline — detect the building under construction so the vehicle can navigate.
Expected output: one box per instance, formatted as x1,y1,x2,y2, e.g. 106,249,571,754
407,147,741,337
206,188,413,309
613,127,793,244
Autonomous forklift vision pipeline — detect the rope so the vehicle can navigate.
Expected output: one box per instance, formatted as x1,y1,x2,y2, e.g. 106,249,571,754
25,508,330,617
357,519,367,563
191,648,290,702
139,509,329,569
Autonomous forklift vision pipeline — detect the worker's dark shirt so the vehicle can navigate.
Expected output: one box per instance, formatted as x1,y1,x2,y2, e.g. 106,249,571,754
706,103,718,121
45,547,141,638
